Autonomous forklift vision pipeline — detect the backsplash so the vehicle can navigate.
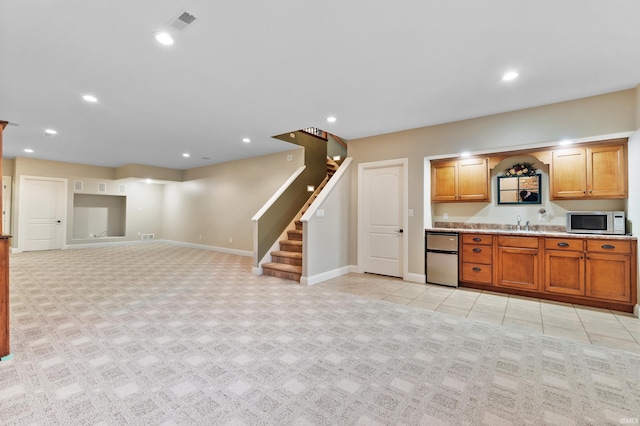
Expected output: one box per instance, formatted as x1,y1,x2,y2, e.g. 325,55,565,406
433,221,566,233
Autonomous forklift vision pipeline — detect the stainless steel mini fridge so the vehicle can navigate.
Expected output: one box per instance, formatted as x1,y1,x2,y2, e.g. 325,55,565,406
425,232,459,287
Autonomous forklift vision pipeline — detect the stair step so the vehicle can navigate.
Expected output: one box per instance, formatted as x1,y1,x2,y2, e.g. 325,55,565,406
287,230,302,241
295,221,302,231
262,262,302,281
279,240,302,252
271,250,302,266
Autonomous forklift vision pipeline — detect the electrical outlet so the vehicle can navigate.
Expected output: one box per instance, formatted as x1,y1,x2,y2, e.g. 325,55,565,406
229,237,233,244
199,234,202,240
443,213,448,219
538,212,549,222
137,231,141,237
287,154,293,162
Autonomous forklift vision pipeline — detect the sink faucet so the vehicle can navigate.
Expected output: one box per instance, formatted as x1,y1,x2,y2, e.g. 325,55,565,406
516,215,521,231
525,220,530,231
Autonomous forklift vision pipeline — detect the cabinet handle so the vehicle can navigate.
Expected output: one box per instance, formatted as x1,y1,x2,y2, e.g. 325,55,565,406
472,267,481,271
557,242,569,247
472,248,482,253
473,237,481,242
601,244,615,250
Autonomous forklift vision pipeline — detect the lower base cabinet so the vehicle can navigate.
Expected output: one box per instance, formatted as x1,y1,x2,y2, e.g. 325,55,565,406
458,233,637,312
496,236,540,291
586,252,631,302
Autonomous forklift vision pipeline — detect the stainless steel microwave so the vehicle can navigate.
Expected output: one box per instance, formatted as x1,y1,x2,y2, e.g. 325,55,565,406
566,211,626,235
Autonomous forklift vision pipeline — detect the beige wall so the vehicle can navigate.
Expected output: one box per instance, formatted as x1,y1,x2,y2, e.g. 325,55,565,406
161,147,304,252
10,157,165,248
348,89,638,276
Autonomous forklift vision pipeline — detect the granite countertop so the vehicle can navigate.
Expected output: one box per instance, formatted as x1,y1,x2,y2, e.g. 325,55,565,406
426,223,637,240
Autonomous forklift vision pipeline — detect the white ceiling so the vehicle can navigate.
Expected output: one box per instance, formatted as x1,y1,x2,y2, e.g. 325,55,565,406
2,1,640,170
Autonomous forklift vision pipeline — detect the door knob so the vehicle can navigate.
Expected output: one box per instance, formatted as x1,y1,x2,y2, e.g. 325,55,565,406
396,229,404,234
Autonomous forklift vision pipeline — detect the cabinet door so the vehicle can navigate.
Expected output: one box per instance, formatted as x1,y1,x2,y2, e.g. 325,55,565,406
431,161,457,202
496,247,540,291
457,158,489,201
587,144,627,198
585,252,631,302
544,250,585,296
551,148,587,199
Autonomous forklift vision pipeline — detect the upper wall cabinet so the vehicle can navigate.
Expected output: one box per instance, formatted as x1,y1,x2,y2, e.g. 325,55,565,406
431,157,490,202
550,140,627,200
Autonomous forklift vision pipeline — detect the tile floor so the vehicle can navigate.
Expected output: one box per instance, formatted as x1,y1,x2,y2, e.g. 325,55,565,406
315,273,640,355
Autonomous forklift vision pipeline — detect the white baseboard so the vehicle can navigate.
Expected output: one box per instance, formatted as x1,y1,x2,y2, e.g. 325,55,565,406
634,304,639,319
348,265,359,273
301,266,350,286
252,266,263,275
160,240,253,257
66,240,147,249
405,273,426,284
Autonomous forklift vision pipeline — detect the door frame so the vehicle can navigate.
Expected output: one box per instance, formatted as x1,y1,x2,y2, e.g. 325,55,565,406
357,158,408,279
17,175,68,253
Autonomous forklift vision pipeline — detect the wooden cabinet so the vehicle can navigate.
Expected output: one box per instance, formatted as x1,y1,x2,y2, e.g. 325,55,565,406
457,230,636,311
544,238,585,296
461,234,493,284
496,236,541,291
585,240,632,302
544,238,632,303
431,157,489,202
551,141,627,200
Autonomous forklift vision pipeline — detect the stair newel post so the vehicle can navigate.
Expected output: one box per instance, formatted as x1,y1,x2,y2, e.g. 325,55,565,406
0,120,11,360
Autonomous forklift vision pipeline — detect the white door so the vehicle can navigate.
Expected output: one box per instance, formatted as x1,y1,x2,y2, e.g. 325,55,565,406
2,176,11,234
360,162,406,277
19,177,67,251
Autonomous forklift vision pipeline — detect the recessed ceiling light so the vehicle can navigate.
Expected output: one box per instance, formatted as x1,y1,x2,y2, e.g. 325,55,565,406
182,153,190,158
502,71,519,81
24,148,34,153
154,32,174,46
559,139,573,146
44,129,57,136
82,94,98,103
242,138,251,143
460,151,471,157
326,116,337,123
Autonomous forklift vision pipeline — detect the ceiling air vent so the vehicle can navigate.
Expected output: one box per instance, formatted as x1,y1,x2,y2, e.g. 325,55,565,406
171,11,197,31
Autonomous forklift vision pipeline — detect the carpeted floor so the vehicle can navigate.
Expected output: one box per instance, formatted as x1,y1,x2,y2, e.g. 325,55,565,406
1,242,639,425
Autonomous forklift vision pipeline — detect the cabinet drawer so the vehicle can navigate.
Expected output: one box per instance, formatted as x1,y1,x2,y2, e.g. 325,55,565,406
498,235,539,249
544,238,585,251
462,234,493,245
462,244,492,264
586,240,631,254
462,263,493,284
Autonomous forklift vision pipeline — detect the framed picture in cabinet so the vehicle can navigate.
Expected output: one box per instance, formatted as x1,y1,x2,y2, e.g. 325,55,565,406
497,174,541,204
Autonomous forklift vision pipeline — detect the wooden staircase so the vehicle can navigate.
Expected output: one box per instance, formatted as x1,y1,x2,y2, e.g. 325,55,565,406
261,158,339,282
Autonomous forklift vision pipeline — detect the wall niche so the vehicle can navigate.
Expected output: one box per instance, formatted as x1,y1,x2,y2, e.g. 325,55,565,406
73,194,126,239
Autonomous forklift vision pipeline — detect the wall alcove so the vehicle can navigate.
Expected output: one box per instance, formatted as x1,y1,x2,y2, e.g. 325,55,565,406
73,194,126,239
